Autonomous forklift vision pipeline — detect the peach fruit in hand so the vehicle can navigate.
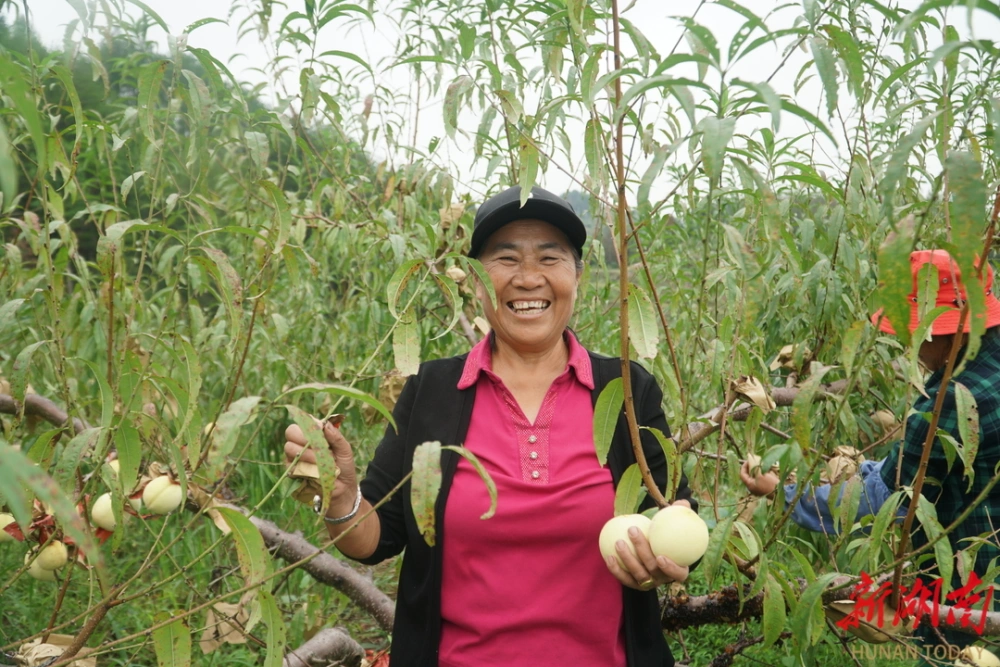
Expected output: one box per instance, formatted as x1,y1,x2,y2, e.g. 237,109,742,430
599,514,652,567
648,505,709,567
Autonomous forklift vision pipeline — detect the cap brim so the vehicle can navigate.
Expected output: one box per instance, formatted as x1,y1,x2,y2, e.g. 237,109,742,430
871,294,1000,336
469,199,586,258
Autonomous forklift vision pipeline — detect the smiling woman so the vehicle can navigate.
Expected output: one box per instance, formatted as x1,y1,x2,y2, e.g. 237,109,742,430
284,185,699,667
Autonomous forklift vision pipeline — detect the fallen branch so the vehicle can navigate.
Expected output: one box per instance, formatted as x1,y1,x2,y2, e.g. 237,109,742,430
283,627,364,667
0,394,89,434
248,515,395,633
662,578,1000,636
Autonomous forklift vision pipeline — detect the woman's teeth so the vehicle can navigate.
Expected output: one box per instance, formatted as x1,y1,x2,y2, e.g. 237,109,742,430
510,301,549,314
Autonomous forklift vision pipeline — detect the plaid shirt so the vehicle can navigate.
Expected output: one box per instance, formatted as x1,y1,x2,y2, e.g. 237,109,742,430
880,328,1000,583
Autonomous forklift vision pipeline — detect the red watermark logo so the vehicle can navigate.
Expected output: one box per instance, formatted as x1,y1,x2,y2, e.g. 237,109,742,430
835,571,994,635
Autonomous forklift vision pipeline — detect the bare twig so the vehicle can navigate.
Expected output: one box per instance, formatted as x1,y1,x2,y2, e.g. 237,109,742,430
283,627,364,667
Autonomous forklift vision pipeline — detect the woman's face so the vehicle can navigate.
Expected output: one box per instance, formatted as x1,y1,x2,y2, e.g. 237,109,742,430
477,219,580,356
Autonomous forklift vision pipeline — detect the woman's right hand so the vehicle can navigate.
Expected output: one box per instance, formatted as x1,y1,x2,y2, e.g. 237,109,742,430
284,419,359,506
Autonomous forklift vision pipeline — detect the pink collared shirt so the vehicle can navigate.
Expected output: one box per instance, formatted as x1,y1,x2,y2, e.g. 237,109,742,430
439,331,626,667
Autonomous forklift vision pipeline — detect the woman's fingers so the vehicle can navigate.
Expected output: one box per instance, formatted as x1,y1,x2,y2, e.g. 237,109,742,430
605,527,692,590
283,441,316,465
285,423,306,445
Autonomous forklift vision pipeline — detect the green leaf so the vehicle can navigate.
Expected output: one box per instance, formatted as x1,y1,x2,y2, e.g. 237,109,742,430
51,65,84,158
642,426,682,501
175,339,203,469
443,76,473,139
790,572,841,646
152,612,191,667
946,151,988,360
0,53,47,174
137,60,168,140
876,215,917,348
762,573,786,647
53,428,101,494
285,404,340,515
11,340,50,403
258,180,291,255
809,37,839,117
114,423,142,499
954,381,979,492
457,256,497,310
733,79,781,131
791,365,830,448
245,131,270,170
840,320,866,378
700,116,736,180
518,140,539,205
429,271,462,339
199,247,244,345
614,464,646,516
627,283,659,359
217,508,272,592
0,440,102,580
184,17,226,33
280,384,395,429
915,494,953,595
386,259,424,320
0,299,24,333
393,313,420,377
258,590,287,667
868,491,904,572
593,378,624,466
780,99,837,145
879,114,939,222
442,445,497,519
823,25,865,99
204,397,261,479
614,76,711,125
584,118,604,185
121,171,146,200
412,441,443,546
0,123,17,212
702,511,735,587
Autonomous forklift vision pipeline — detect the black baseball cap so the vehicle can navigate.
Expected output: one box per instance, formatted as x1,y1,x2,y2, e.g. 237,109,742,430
468,185,587,258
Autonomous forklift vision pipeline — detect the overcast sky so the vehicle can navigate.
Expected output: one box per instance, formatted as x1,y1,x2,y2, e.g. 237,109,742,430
9,0,1000,199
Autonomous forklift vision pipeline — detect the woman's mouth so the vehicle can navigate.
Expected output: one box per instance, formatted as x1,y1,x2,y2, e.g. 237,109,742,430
507,300,550,315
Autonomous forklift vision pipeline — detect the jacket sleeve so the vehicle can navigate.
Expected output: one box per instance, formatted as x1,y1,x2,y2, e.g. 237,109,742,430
633,363,699,516
351,372,419,565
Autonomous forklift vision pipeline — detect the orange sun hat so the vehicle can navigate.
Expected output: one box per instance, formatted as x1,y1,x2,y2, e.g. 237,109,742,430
872,249,1000,336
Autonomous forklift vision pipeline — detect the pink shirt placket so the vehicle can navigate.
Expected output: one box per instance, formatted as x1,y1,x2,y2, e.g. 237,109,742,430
439,332,626,667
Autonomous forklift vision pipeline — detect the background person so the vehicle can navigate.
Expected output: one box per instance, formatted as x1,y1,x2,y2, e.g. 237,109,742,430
741,249,1000,660
284,185,698,667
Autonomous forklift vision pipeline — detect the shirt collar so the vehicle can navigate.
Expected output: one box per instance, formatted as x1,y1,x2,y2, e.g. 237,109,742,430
457,329,594,390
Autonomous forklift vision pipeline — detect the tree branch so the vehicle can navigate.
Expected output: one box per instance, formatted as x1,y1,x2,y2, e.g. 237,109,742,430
248,516,395,633
283,627,364,667
0,393,89,434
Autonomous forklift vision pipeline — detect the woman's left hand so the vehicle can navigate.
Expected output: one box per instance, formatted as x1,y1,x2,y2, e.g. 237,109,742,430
603,499,691,592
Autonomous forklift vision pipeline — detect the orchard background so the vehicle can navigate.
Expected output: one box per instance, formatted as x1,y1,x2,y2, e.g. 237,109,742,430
0,0,999,665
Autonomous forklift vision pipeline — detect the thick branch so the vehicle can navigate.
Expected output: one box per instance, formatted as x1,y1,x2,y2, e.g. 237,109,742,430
0,394,89,434
283,627,364,667
678,379,849,452
249,516,395,633
662,580,1000,636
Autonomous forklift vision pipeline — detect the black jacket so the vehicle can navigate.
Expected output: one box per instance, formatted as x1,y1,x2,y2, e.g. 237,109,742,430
353,348,697,667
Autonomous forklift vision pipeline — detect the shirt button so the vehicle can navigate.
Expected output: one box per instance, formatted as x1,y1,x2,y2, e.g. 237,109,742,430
529,451,538,460
528,435,537,444
531,470,540,479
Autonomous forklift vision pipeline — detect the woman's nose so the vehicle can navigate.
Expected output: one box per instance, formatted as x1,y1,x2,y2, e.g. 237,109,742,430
511,262,545,288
